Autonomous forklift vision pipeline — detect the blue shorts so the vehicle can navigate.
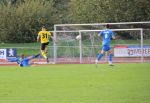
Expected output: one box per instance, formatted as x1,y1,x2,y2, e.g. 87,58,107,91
102,45,111,51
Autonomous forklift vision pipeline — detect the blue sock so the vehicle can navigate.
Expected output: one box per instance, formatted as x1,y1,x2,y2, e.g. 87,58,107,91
97,53,103,61
108,54,112,62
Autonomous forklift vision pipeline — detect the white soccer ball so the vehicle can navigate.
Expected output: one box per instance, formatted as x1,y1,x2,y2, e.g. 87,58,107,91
76,35,81,40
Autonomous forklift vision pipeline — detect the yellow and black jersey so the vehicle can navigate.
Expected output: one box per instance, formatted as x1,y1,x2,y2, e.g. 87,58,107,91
38,30,51,43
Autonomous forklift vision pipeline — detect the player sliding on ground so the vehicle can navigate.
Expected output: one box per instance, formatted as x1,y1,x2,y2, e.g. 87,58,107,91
37,26,56,63
7,54,40,67
95,24,116,66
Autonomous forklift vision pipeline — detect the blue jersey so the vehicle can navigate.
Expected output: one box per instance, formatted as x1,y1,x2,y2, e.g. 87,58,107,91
8,54,40,67
98,29,114,46
8,57,30,67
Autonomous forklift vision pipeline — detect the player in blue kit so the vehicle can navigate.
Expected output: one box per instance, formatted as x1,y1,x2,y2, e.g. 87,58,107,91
7,53,40,67
95,24,115,66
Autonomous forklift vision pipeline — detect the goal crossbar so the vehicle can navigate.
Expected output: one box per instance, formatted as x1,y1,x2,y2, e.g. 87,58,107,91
51,28,143,33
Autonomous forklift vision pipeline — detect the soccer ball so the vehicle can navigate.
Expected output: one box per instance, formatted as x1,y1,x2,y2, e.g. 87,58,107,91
76,35,81,40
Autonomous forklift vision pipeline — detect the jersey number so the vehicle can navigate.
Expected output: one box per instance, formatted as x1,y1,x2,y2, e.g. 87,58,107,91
104,33,108,39
42,34,48,39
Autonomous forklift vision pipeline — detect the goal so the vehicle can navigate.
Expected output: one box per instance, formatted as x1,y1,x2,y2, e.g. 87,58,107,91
52,22,150,64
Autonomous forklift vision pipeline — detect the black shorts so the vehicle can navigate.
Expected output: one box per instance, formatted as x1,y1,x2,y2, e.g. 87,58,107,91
41,42,49,50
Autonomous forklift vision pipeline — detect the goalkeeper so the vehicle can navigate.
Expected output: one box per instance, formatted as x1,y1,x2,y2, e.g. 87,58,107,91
7,54,40,67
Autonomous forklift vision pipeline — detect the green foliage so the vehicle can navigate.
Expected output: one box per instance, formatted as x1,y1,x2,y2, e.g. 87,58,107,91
0,0,150,43
53,0,71,23
0,0,58,43
69,0,150,23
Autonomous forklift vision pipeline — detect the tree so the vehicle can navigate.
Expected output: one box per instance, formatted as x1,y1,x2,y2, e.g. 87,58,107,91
0,0,58,43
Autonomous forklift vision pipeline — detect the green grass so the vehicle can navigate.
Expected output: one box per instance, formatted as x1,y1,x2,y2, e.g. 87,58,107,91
0,63,150,103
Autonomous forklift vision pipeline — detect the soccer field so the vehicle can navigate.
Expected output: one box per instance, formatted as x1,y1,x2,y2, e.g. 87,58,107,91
0,63,150,103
